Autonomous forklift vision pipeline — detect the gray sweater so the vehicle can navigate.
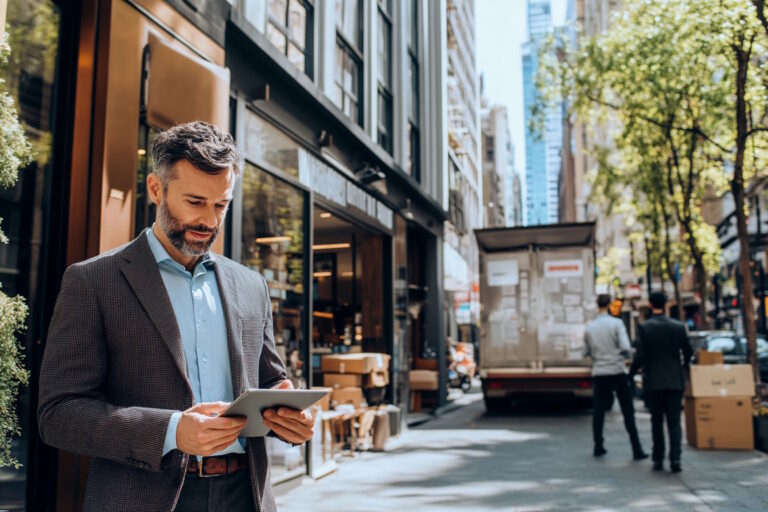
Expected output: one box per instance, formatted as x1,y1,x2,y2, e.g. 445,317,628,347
583,313,631,376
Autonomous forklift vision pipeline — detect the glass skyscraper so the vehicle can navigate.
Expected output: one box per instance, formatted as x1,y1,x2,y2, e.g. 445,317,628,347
522,0,563,225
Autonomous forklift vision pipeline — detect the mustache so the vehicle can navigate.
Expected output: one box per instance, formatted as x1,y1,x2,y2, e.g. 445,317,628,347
184,225,216,234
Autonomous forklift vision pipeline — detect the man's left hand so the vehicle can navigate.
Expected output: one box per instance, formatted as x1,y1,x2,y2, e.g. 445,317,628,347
262,380,315,445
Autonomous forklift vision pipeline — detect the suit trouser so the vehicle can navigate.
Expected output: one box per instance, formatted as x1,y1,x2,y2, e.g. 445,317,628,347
175,469,255,512
647,389,683,463
592,374,643,453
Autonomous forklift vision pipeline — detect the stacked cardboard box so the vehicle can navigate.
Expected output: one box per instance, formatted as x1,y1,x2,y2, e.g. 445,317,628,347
685,361,755,450
409,369,439,391
330,387,364,409
322,353,391,390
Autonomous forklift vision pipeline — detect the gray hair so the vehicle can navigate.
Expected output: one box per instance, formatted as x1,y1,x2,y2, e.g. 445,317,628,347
151,121,241,186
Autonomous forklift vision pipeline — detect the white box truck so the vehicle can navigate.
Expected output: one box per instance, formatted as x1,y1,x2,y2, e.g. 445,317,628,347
475,223,597,411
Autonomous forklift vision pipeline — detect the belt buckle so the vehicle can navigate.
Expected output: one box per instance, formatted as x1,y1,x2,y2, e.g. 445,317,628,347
197,457,218,478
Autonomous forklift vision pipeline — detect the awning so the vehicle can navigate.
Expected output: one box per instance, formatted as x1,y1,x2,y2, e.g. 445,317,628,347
474,222,596,253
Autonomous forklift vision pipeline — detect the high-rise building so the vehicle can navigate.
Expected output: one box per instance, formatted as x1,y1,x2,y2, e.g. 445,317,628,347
522,0,563,225
445,0,482,331
480,99,514,228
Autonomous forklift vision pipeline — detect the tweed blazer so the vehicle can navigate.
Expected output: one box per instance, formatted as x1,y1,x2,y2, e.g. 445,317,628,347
38,232,287,511
630,315,693,391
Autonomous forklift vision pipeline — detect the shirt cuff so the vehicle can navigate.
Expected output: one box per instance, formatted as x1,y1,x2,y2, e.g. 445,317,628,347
162,411,182,456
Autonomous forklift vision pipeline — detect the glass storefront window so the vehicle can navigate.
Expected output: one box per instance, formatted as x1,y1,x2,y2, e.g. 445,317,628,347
0,1,61,510
240,162,307,480
244,110,300,178
135,123,159,235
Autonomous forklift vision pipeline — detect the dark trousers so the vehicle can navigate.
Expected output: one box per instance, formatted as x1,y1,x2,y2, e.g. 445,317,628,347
592,374,643,454
647,389,683,463
176,469,255,512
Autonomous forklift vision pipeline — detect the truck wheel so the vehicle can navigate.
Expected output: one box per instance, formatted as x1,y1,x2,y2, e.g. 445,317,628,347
484,396,506,413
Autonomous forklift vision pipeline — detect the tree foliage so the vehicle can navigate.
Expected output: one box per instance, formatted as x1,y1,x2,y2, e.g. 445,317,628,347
0,33,31,469
533,0,768,385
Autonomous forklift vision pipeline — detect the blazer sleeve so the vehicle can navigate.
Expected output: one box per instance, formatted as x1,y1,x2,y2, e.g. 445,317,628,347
38,265,176,473
258,273,288,390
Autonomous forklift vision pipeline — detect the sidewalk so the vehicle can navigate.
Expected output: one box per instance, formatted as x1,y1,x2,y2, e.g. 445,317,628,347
275,394,768,512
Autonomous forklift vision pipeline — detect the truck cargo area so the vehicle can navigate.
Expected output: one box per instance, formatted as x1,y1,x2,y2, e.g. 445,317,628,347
475,223,597,412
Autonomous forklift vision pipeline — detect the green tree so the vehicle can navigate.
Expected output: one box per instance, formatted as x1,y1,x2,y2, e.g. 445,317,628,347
0,32,31,469
534,0,768,387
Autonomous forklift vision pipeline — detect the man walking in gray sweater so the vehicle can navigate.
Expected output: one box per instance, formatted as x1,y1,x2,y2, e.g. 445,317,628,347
583,294,648,460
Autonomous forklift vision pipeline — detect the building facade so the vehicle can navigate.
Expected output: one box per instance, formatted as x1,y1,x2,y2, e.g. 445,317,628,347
0,0,452,509
480,102,514,228
444,0,481,333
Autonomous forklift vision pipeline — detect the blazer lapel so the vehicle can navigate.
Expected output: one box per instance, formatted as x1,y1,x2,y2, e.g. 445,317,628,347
214,260,247,396
120,234,191,392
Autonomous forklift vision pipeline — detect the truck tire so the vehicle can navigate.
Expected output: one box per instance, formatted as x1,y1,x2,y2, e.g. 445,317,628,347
484,395,506,414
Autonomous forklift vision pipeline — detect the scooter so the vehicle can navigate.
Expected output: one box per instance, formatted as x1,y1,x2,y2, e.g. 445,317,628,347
447,342,476,393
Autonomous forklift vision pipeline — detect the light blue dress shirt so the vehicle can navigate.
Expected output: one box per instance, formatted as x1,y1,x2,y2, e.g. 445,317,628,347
146,228,245,457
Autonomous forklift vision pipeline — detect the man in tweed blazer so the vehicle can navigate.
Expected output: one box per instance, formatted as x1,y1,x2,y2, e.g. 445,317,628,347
38,122,314,511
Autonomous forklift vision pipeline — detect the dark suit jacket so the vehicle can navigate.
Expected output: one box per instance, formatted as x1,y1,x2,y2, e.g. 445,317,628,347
630,315,693,391
38,232,287,511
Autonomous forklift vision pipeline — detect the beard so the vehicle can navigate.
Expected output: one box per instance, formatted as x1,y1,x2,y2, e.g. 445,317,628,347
157,199,221,257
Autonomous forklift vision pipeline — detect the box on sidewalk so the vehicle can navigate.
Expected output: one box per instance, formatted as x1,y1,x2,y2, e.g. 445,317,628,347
409,370,439,391
363,369,390,388
321,353,391,374
330,387,364,409
695,350,724,365
324,373,363,388
686,364,754,397
684,396,754,450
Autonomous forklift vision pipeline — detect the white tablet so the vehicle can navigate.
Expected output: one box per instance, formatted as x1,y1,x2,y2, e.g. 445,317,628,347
221,388,330,437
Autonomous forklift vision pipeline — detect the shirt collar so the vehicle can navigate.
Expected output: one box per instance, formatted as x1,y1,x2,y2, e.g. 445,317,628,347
145,226,215,272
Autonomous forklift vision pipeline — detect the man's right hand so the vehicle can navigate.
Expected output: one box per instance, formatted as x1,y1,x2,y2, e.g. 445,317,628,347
176,402,247,456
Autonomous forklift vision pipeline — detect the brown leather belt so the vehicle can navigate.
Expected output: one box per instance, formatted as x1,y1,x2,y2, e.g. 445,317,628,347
187,453,248,477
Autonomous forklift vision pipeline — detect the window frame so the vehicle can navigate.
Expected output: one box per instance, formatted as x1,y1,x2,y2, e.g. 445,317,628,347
377,0,393,154
266,0,315,78
406,0,420,182
334,0,364,127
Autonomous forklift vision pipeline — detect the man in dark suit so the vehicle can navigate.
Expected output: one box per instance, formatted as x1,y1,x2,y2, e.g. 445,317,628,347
630,291,693,473
38,121,314,511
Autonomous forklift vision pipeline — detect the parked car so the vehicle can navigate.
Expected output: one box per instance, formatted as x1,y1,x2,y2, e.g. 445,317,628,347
703,333,768,382
687,330,732,353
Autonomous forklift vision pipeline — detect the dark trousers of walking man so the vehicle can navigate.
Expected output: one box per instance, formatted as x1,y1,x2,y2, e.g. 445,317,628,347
592,374,644,456
647,390,683,465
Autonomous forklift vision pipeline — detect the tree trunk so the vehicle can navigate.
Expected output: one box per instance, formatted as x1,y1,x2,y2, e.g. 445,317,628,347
694,260,710,328
660,200,685,324
733,42,760,387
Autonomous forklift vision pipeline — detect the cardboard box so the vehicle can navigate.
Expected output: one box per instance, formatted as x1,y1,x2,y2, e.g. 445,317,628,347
311,387,333,411
413,358,439,371
696,350,724,365
331,387,364,409
321,353,391,374
685,396,754,450
363,370,390,388
324,373,363,388
409,370,439,391
687,364,755,397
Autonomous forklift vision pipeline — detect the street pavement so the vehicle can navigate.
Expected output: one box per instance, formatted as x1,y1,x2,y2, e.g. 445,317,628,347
275,390,768,512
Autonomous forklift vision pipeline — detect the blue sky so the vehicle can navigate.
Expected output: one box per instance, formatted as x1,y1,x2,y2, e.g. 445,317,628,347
477,0,569,183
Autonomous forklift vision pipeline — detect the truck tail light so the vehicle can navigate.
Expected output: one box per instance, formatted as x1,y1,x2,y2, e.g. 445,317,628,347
487,380,504,390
